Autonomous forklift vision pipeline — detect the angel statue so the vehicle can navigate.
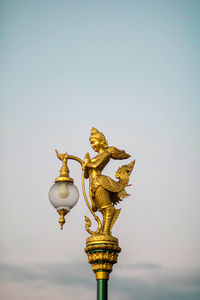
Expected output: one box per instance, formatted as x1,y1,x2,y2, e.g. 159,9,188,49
51,127,135,281
84,127,135,236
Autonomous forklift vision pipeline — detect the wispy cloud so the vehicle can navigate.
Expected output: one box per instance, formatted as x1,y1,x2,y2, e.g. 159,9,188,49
120,262,163,270
0,261,200,300
112,264,200,300
0,262,93,287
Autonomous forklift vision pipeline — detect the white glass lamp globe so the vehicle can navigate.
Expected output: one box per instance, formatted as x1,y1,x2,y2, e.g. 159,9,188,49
49,182,79,212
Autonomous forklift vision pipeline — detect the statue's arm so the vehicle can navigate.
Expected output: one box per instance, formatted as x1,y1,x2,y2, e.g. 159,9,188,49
86,152,108,169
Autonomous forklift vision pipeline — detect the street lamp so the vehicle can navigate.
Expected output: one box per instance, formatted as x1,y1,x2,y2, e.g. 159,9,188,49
49,152,79,229
48,128,135,300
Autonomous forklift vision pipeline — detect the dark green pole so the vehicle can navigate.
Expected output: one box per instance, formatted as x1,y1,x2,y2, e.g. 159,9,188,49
97,279,108,300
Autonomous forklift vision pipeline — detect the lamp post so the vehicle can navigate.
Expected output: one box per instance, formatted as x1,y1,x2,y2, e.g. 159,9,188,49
48,128,135,300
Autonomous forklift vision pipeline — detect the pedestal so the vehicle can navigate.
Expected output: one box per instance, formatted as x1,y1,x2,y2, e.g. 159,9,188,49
85,234,121,300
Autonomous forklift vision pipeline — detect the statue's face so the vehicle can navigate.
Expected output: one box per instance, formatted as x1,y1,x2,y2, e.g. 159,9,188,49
90,138,101,152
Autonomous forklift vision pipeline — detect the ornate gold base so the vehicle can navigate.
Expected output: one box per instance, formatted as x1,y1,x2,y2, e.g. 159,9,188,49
86,233,119,245
85,233,121,280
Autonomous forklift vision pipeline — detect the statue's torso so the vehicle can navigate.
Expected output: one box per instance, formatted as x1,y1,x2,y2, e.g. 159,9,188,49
89,151,110,191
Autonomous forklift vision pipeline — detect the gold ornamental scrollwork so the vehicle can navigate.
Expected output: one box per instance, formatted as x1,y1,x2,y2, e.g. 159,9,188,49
92,263,113,273
87,251,119,264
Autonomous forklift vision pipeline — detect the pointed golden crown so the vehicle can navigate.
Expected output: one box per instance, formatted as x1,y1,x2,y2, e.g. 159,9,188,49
89,127,108,147
90,127,104,140
91,127,100,136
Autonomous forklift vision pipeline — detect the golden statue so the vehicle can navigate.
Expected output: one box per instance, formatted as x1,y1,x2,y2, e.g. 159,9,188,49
55,127,135,238
52,127,135,280
84,127,135,237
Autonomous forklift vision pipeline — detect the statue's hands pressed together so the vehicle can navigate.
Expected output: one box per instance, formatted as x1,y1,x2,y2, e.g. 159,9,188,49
84,152,90,179
84,152,90,164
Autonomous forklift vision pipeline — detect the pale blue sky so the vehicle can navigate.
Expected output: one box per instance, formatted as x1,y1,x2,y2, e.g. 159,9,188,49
1,1,200,299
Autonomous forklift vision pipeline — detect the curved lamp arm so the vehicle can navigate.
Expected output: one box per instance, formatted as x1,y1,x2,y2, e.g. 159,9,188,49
62,153,102,233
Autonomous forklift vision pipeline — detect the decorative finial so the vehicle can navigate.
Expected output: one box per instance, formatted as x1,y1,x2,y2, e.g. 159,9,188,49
58,209,68,230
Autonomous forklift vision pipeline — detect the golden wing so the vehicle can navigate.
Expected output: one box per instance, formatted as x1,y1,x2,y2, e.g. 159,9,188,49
108,146,131,160
97,175,124,193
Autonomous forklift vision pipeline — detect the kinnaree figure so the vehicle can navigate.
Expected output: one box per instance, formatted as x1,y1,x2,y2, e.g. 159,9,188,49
84,127,135,236
52,127,135,279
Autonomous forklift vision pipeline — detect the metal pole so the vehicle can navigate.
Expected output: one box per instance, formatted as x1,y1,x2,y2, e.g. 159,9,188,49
97,279,108,300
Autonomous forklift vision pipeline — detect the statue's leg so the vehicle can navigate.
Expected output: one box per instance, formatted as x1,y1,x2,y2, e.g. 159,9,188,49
95,186,116,235
90,188,97,212
94,186,111,209
101,205,116,235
